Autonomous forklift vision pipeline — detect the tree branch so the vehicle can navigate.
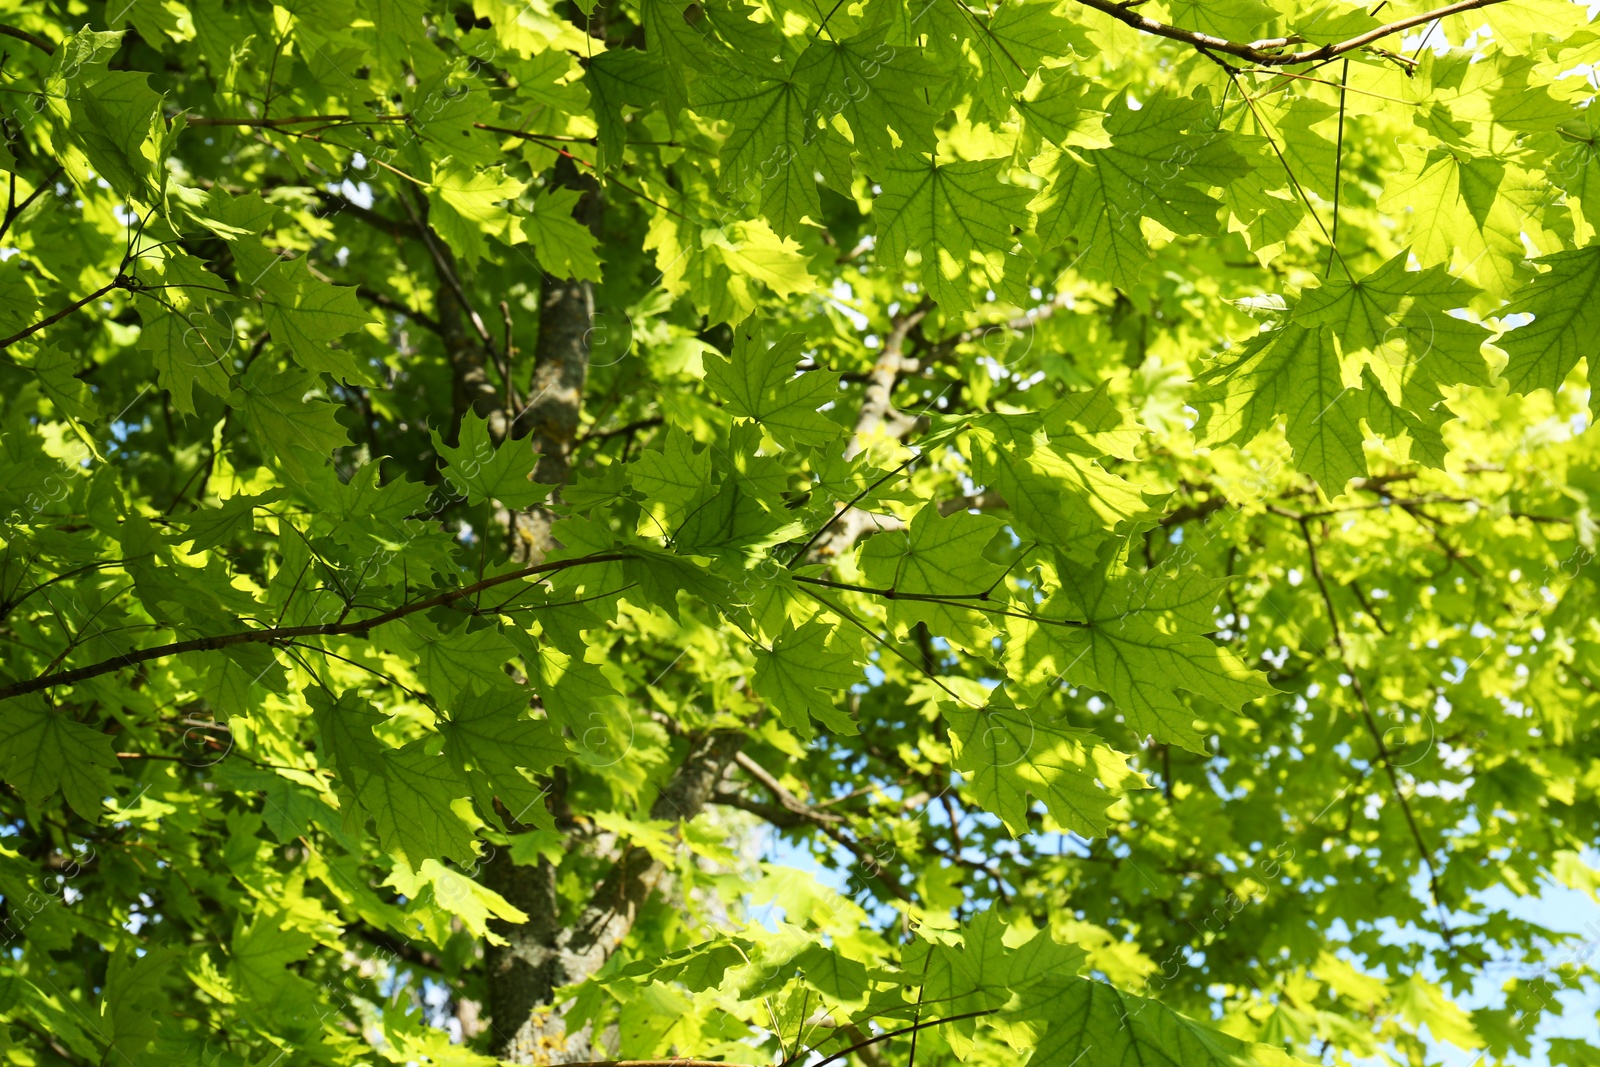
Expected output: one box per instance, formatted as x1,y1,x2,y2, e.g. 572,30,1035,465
0,23,55,54
0,276,124,351
184,113,407,128
719,752,913,903
1295,517,1454,942
313,189,423,240
787,455,917,567
1075,0,1508,65
0,552,628,701
396,189,513,442
349,923,444,971
357,286,442,333
0,165,61,244
846,299,931,459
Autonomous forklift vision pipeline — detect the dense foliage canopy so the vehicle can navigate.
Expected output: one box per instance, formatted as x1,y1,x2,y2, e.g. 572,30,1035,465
2,0,1600,1064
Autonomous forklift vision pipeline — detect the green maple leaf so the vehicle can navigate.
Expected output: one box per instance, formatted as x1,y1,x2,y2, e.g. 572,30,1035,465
230,912,318,1029
314,461,433,546
395,614,520,702
357,742,479,866
183,189,280,241
427,161,525,264
311,690,477,866
960,415,1148,561
138,306,236,414
1295,253,1426,351
945,692,1141,837
1358,368,1449,471
913,912,1090,1057
433,412,552,509
639,0,726,121
1015,67,1101,152
0,260,38,336
1294,250,1485,361
100,948,174,1059
522,187,601,281
1033,94,1245,289
919,912,1086,1015
1495,247,1600,399
472,0,591,56
64,71,162,199
874,156,1034,312
1020,975,1309,1067
587,49,666,168
441,684,566,826
691,67,818,236
0,698,120,820
635,941,757,992
752,620,860,737
228,360,350,475
363,0,428,70
963,0,1075,118
1295,255,1491,415
1154,0,1278,41
535,646,629,730
174,490,285,553
673,475,803,560
857,503,1007,652
704,331,843,449
1044,382,1144,460
793,944,871,1003
385,1016,507,1064
385,857,531,940
1549,122,1600,242
1270,97,1340,200
1196,324,1368,491
631,428,713,536
1006,565,1272,751
249,256,375,383
23,345,98,424
1294,1,1381,43
1377,146,1531,300
532,645,667,794
793,29,945,158
622,548,735,621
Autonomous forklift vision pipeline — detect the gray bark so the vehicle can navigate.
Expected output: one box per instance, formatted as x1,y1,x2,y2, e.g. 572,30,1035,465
483,731,745,1063
509,154,600,558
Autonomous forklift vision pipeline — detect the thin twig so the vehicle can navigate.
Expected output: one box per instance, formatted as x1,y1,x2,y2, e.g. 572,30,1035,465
395,187,506,365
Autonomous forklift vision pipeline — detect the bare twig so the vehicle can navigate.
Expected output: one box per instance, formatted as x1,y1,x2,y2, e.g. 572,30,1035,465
1076,0,1508,66
0,23,55,54
1296,517,1454,942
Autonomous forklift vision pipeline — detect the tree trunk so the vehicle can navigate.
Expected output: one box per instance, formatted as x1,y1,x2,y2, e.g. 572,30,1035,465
509,155,600,559
483,732,745,1063
474,151,739,1064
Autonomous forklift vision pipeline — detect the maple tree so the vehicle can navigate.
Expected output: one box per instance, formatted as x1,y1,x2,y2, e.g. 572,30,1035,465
2,0,1600,1064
